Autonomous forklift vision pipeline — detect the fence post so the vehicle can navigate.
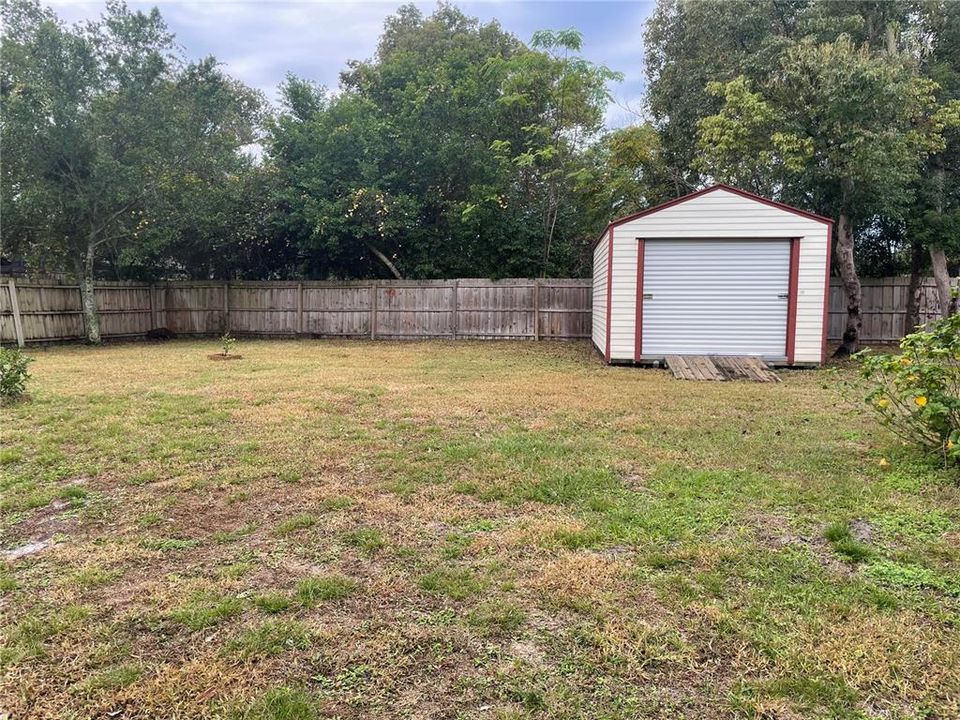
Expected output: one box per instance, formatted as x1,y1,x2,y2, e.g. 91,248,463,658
533,279,541,341
149,283,157,329
451,279,459,340
8,278,24,348
370,281,378,340
297,282,304,335
223,282,230,332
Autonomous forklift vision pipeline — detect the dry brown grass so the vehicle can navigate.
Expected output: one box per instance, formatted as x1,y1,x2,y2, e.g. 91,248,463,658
1,339,958,719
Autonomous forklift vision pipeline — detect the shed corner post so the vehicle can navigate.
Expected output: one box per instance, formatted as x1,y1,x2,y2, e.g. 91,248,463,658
604,226,614,364
634,238,645,363
786,237,801,365
8,278,25,348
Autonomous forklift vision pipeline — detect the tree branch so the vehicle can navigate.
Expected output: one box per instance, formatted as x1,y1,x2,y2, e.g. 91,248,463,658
365,242,403,279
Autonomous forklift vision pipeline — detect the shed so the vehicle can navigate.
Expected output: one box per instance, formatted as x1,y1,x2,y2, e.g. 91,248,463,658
592,184,832,366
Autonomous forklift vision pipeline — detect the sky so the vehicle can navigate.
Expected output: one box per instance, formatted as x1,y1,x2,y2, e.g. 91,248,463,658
47,0,655,127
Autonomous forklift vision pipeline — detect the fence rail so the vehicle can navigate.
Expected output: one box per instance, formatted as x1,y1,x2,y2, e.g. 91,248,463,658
0,278,592,345
1,275,953,347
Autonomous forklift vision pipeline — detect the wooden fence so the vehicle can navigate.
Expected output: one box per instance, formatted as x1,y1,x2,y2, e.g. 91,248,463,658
827,276,958,343
1,275,953,347
0,278,592,345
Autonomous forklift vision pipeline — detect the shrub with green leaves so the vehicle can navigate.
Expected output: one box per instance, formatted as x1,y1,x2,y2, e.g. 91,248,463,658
0,347,33,400
220,331,237,356
856,313,960,464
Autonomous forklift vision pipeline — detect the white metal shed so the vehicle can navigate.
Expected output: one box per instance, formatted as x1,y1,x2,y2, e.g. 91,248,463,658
592,184,832,366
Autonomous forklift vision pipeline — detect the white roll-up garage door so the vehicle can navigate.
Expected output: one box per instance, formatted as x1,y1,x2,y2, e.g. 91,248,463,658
642,239,790,359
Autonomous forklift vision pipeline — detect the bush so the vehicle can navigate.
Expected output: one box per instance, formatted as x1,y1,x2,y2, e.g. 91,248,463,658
0,347,33,400
856,313,960,464
220,331,237,356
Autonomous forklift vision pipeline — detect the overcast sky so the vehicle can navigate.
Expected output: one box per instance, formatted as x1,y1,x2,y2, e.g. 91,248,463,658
48,0,654,127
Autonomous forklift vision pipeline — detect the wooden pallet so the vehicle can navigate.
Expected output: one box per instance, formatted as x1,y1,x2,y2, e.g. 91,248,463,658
665,355,780,383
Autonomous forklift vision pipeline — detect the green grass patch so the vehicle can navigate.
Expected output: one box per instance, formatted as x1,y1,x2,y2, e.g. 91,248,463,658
252,592,292,614
273,514,318,536
295,575,357,606
73,664,142,695
228,687,318,720
419,568,485,600
341,527,384,554
140,537,200,551
467,599,525,636
170,592,243,631
824,522,874,564
226,620,311,658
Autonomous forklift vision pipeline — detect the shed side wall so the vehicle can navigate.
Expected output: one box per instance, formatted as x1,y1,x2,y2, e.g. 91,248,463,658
592,235,608,354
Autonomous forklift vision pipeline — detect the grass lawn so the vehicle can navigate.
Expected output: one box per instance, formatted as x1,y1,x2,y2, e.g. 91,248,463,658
1,339,958,719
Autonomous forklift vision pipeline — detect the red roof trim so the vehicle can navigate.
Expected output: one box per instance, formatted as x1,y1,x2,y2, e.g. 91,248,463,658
594,184,832,248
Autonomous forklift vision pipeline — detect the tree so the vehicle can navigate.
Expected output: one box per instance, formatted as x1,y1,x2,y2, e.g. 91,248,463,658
697,36,952,355
909,2,960,319
266,5,622,280
0,0,261,341
644,0,804,195
489,29,621,275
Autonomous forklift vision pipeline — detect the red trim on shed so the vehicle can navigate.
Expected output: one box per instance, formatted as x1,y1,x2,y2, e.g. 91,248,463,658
785,238,801,365
593,184,832,249
634,239,646,362
821,222,834,365
604,226,613,363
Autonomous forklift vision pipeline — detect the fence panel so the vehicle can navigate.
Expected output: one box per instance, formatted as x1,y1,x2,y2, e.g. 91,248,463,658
8,275,959,347
827,277,957,342
303,284,371,337
457,280,534,339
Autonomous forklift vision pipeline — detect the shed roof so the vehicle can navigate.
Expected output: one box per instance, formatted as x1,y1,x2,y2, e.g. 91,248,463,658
594,184,833,248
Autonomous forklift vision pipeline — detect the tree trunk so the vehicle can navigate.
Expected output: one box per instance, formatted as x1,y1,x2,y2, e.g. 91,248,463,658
929,160,955,318
904,239,924,332
930,245,956,317
833,212,862,357
365,242,402,280
77,244,102,344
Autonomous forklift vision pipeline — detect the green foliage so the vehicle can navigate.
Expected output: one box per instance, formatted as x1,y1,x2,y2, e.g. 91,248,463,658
646,0,960,280
0,0,262,340
696,35,946,220
0,347,33,400
220,331,237,357
266,5,620,280
857,313,960,463
73,664,142,694
467,599,525,635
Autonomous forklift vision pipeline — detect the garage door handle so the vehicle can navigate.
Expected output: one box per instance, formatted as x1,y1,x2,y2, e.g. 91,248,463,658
642,293,653,299
777,293,789,299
